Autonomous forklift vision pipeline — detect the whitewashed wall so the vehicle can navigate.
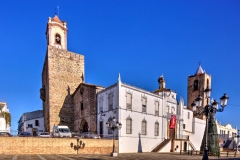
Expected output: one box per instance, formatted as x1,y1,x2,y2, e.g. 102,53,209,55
0,103,10,132
24,117,45,135
97,77,179,153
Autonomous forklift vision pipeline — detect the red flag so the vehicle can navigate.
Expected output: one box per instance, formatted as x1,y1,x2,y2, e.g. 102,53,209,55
169,115,176,129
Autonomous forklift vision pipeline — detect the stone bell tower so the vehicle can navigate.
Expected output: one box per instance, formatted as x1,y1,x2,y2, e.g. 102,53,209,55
41,15,85,132
187,65,211,119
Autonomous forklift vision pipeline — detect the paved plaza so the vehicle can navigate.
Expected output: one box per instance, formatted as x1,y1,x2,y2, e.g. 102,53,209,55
0,153,240,160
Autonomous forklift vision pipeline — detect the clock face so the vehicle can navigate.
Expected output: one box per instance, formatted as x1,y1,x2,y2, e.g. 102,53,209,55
56,45,61,49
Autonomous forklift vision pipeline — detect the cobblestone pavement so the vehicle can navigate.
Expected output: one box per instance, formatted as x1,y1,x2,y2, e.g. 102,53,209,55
0,153,240,160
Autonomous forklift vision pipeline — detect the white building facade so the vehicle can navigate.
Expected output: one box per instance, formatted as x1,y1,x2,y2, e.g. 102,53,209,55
0,102,11,133
97,75,185,153
178,99,206,151
18,110,45,136
96,74,237,153
216,121,238,149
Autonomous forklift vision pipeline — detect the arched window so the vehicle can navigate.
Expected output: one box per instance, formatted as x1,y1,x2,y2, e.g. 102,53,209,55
55,33,61,45
155,122,159,136
194,80,198,90
207,79,209,87
126,118,132,134
141,120,147,135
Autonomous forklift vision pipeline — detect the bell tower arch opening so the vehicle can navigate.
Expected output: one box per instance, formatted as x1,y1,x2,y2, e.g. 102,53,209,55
46,15,67,50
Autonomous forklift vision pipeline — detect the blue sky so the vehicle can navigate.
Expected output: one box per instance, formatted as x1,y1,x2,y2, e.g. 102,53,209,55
0,0,239,133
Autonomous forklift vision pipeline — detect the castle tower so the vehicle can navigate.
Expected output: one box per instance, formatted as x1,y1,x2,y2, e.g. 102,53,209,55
40,15,84,132
187,65,211,119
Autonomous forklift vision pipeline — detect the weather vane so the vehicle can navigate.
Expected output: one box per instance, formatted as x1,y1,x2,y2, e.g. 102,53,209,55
55,6,59,17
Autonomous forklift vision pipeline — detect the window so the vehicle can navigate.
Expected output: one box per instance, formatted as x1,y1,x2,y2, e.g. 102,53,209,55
188,112,190,119
99,98,103,112
194,80,198,90
141,120,147,135
35,120,39,126
183,124,186,129
126,118,132,134
155,101,159,116
207,79,209,87
142,98,147,113
28,124,33,128
108,94,113,110
126,93,132,110
81,102,83,110
166,106,169,113
155,122,159,136
171,107,175,114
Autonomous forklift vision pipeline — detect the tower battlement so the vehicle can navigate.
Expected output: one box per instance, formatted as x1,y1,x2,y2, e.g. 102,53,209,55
48,45,84,61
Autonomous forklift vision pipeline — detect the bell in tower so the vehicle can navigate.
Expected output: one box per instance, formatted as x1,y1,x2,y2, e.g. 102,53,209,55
45,15,68,50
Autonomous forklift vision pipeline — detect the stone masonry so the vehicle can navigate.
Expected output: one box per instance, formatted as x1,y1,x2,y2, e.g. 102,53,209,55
187,71,211,120
41,45,84,132
0,137,116,154
72,83,104,134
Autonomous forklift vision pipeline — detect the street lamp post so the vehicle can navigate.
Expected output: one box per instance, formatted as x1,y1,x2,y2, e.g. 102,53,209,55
191,87,229,160
106,116,122,157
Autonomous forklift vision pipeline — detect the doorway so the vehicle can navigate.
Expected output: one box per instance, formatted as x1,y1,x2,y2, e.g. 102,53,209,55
100,121,103,137
184,142,187,151
83,122,88,132
169,128,175,139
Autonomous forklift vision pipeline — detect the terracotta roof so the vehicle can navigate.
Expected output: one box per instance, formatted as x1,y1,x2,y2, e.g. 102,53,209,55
52,15,61,23
195,65,205,76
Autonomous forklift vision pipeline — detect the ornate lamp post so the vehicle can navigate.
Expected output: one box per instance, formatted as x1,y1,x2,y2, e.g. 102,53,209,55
191,87,229,160
106,116,122,157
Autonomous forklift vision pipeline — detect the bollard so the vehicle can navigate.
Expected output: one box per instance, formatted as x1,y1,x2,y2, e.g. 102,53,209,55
227,151,229,157
234,152,236,157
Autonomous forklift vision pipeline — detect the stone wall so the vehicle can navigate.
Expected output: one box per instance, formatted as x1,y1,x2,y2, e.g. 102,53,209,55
41,45,84,132
0,137,117,154
73,83,104,134
187,73,211,119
